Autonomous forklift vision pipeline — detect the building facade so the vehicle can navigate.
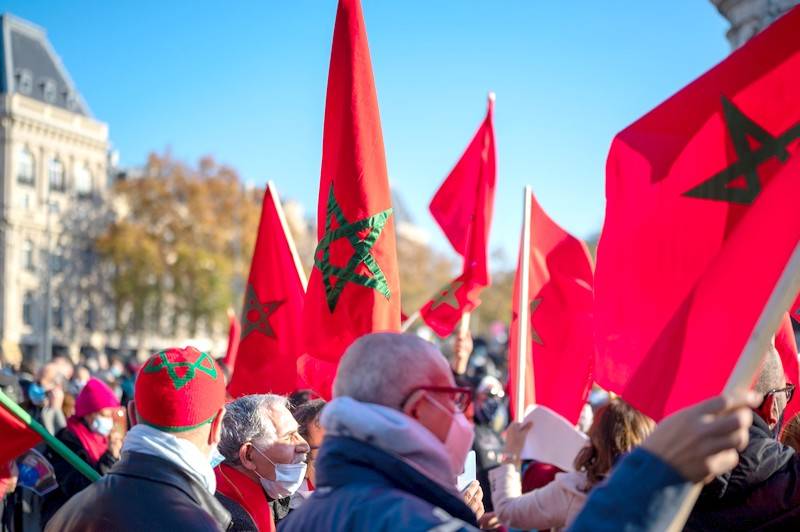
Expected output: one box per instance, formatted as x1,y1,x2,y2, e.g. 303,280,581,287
0,14,110,366
711,0,799,48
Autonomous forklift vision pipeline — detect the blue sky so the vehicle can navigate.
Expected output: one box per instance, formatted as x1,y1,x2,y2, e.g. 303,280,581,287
4,1,730,266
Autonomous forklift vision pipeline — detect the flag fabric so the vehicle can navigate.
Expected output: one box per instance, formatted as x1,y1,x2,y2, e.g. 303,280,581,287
227,184,306,398
222,308,241,372
507,190,594,424
420,96,497,337
299,0,401,399
776,312,800,421
0,398,40,464
594,6,800,421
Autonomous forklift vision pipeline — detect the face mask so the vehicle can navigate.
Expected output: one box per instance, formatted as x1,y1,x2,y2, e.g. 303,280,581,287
426,394,475,477
209,445,226,468
28,383,46,406
252,446,307,499
91,416,114,436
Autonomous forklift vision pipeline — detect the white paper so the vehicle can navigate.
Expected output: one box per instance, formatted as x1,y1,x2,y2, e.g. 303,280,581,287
456,450,477,491
519,404,589,472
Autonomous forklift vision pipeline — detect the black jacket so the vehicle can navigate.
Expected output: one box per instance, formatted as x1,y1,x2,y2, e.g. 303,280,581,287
45,451,231,532
41,422,117,525
216,493,258,532
686,413,800,531
279,435,479,532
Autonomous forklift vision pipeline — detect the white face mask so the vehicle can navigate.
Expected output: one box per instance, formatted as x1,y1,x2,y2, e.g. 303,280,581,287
426,394,475,477
253,446,307,499
209,445,225,468
91,415,114,436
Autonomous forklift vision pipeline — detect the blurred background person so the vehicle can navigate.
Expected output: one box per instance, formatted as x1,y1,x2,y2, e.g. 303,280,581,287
291,398,326,509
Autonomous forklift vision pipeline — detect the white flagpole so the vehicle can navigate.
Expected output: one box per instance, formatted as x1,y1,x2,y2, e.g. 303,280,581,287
267,181,308,290
515,186,533,422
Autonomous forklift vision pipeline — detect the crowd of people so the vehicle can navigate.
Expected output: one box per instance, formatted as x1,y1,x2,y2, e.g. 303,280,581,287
0,331,798,531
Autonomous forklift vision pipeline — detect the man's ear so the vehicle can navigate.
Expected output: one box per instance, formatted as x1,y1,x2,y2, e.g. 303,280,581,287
239,441,256,471
402,391,423,420
209,407,225,446
758,394,779,428
127,400,138,427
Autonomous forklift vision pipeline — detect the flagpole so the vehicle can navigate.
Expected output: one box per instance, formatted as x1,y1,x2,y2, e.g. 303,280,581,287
401,311,420,332
267,181,308,290
0,390,100,482
515,186,533,422
666,242,800,531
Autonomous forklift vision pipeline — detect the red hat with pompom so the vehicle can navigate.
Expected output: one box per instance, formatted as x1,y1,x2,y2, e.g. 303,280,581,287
135,347,225,432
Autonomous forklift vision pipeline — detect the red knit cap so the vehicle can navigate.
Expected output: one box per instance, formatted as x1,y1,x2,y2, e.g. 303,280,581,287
135,347,225,432
75,377,120,417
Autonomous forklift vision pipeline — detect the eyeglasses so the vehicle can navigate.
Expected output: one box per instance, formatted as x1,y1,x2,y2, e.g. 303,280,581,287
760,383,796,407
401,386,472,413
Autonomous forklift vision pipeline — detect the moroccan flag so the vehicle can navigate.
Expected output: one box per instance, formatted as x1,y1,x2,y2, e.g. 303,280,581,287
420,95,497,337
777,313,800,421
507,190,594,424
299,0,401,399
227,183,306,398
222,308,241,372
594,6,800,420
0,394,40,464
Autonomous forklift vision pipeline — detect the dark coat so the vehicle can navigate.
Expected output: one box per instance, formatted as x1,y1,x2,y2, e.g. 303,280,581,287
686,413,800,531
44,451,231,532
279,435,479,532
216,493,258,532
41,422,117,525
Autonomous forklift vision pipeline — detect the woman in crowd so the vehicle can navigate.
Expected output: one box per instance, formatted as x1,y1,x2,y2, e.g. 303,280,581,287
42,377,122,524
490,397,654,532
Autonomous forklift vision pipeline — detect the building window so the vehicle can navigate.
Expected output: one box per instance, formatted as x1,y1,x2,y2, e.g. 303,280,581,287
17,148,35,185
41,79,57,104
49,158,65,192
51,247,65,274
74,164,93,198
22,292,34,326
15,69,33,94
22,239,34,271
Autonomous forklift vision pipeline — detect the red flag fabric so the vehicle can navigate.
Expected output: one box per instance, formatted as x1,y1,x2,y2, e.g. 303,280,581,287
777,313,800,421
507,190,594,424
299,0,401,399
228,184,306,398
0,402,40,464
594,6,800,421
420,96,497,337
222,308,241,371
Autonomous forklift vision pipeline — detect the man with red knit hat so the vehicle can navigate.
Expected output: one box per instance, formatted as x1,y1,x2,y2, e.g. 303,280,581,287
46,347,231,532
42,376,121,523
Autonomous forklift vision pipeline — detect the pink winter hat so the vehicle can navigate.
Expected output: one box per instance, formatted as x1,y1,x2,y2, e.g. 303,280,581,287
75,377,120,417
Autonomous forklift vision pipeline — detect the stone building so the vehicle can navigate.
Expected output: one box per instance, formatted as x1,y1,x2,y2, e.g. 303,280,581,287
0,14,111,366
711,0,799,48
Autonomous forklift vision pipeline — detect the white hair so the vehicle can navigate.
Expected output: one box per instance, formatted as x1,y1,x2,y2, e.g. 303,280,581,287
332,332,451,409
219,394,287,465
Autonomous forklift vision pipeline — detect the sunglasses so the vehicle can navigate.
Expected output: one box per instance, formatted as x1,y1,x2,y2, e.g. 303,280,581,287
760,383,796,407
401,385,472,413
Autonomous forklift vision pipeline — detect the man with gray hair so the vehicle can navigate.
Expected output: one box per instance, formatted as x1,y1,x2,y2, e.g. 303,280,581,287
280,332,487,531
686,341,800,530
214,394,309,532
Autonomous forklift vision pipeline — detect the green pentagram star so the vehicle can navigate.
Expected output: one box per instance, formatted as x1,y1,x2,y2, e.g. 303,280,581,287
684,96,800,204
314,184,393,312
529,298,544,346
143,350,218,390
430,280,463,311
241,284,284,340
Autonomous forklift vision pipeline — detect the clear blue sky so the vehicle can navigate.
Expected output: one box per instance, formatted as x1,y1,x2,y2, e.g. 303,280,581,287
4,1,730,266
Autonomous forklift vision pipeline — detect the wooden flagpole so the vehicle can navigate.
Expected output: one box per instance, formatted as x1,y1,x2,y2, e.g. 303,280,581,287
515,186,533,422
267,180,308,290
666,242,800,531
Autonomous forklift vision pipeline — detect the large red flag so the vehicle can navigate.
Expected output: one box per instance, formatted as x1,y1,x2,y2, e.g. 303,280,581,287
299,0,401,399
594,6,800,420
227,183,306,398
507,190,594,424
420,96,497,337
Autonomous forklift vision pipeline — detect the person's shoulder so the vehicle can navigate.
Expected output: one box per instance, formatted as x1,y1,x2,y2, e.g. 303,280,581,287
216,492,256,531
554,470,590,497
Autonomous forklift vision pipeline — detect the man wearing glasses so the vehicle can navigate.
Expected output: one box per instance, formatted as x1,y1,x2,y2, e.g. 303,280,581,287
280,332,489,531
685,342,800,531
